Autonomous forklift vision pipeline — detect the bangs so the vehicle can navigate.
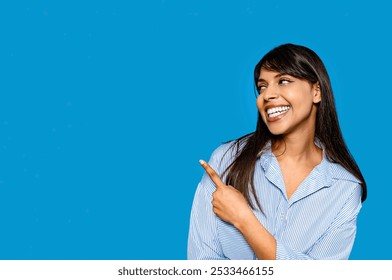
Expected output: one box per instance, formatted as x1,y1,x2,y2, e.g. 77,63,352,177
260,58,300,76
254,46,318,84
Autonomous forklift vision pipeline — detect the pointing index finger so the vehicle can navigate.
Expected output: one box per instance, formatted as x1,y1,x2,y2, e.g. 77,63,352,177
199,160,226,188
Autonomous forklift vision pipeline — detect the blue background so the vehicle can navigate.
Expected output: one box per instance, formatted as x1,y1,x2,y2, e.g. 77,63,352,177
0,0,390,259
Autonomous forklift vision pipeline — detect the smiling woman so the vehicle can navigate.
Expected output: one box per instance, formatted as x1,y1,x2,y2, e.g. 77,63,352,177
187,43,367,260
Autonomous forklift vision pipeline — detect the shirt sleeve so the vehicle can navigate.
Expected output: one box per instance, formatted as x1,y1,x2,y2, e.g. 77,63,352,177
187,145,232,260
187,182,227,259
276,184,362,260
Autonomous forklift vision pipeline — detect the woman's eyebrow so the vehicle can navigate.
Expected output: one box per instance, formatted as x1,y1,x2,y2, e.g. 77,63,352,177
257,73,286,83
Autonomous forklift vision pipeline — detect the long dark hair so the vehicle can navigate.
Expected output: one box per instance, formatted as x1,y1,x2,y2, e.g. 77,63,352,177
222,43,367,210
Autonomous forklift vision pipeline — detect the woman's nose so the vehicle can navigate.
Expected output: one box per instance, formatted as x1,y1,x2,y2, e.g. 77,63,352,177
263,85,279,101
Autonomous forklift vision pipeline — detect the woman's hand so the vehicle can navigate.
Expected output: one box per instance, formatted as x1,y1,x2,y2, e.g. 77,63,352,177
199,160,253,229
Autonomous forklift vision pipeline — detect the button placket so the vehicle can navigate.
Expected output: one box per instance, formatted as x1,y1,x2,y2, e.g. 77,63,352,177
275,200,289,239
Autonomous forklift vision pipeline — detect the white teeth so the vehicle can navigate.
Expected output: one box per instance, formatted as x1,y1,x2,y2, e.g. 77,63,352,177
266,106,290,118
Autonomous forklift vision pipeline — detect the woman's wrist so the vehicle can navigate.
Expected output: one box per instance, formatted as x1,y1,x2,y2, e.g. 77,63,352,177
233,208,258,233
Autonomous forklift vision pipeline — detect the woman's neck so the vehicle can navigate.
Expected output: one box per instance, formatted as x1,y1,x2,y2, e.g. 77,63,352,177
272,135,322,163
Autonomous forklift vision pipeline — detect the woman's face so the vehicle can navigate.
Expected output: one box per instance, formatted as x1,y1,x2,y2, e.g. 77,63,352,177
256,69,321,137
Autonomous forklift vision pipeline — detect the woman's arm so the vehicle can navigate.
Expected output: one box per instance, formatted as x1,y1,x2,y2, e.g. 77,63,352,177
188,181,227,260
200,159,277,260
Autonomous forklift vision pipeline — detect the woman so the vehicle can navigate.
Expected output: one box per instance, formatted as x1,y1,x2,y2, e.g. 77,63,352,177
187,43,367,260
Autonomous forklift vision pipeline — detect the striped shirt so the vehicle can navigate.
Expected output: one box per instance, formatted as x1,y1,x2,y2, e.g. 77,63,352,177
187,141,363,260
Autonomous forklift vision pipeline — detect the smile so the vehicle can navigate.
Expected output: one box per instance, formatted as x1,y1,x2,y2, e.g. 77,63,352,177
266,106,290,118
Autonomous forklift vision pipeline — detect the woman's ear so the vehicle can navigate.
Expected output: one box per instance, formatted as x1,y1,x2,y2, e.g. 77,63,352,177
313,82,321,104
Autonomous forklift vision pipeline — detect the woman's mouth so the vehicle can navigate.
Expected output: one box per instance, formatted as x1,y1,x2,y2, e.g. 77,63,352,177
266,106,290,120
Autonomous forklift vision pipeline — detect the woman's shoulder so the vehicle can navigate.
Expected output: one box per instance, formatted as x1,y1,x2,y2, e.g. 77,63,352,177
316,140,361,186
211,134,253,157
208,141,237,170
207,136,250,174
322,159,362,200
316,158,363,205
210,141,236,159
326,160,361,185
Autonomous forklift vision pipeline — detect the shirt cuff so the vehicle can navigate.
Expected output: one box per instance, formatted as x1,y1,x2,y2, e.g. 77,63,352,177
276,240,311,260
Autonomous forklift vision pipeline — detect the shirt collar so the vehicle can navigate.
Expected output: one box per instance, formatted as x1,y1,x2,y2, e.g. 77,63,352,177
258,139,360,202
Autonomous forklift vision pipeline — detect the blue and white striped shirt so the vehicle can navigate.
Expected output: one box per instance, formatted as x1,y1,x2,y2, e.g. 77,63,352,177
188,141,363,260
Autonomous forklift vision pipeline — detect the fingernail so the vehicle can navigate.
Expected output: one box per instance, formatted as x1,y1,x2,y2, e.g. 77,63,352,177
199,159,206,165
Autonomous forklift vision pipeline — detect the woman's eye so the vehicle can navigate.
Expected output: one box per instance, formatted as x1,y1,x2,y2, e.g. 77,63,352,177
257,85,266,92
279,79,291,85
